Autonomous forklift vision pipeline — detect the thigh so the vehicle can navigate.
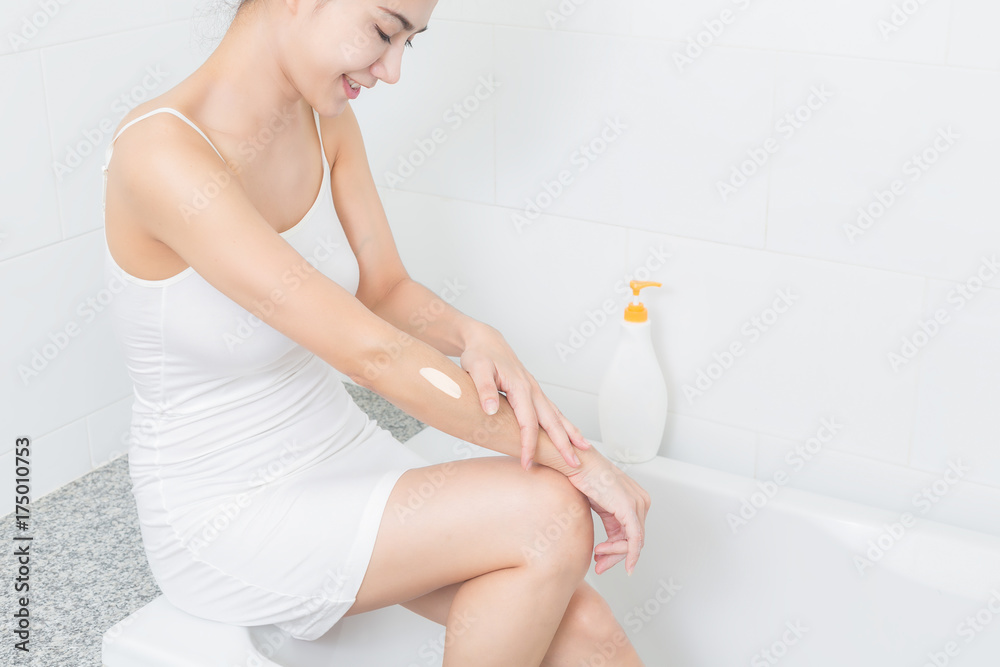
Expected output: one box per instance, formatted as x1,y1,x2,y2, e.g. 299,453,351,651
345,455,593,617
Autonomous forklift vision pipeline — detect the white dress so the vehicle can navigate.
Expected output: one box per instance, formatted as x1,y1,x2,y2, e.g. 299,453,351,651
101,106,430,641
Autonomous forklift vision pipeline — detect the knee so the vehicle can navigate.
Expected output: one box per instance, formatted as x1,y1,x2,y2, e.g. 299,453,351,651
521,466,594,578
568,584,617,635
566,586,631,657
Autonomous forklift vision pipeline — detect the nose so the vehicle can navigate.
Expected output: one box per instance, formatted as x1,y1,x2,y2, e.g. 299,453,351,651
370,44,404,85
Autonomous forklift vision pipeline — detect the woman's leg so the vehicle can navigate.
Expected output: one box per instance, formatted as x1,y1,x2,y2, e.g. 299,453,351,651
401,580,645,667
344,455,595,666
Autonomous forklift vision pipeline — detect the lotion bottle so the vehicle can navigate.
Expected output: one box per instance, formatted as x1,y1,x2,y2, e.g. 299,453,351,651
597,280,668,463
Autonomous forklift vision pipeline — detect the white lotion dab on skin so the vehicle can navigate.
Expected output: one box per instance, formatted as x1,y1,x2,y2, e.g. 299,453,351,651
419,367,462,399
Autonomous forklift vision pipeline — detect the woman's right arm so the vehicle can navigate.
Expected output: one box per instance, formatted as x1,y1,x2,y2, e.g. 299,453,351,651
112,116,557,464
112,115,648,572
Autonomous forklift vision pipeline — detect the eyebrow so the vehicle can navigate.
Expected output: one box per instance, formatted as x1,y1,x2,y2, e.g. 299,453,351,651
378,6,428,34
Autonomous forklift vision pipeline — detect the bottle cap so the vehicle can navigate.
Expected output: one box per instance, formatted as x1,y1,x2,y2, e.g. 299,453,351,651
624,280,661,323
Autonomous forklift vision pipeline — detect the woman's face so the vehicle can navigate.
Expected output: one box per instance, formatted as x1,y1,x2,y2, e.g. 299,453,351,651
282,0,437,116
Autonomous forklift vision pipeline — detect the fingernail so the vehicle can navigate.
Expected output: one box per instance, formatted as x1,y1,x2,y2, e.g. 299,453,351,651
572,453,581,466
485,399,498,415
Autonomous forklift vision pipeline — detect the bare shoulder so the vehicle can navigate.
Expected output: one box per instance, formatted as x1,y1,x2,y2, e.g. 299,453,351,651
106,101,244,242
110,93,188,146
108,95,211,177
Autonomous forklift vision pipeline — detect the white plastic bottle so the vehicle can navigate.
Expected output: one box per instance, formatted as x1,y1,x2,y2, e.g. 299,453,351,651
597,280,668,464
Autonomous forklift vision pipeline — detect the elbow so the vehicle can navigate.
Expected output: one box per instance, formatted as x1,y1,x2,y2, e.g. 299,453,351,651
346,365,378,393
362,271,409,313
342,327,417,392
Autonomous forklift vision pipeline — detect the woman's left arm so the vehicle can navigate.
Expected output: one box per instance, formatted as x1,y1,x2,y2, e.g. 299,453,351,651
322,103,588,472
369,277,591,471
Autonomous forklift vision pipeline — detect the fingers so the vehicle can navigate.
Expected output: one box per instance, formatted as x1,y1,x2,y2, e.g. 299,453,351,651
464,342,590,470
553,404,591,450
594,539,628,555
595,553,627,575
593,540,627,574
581,470,650,577
468,358,501,416
506,388,539,471
622,511,644,575
604,504,643,575
631,483,651,550
466,358,537,471
535,400,581,469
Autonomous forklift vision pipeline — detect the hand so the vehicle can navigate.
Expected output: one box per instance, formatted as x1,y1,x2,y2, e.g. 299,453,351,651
565,452,651,575
459,323,591,472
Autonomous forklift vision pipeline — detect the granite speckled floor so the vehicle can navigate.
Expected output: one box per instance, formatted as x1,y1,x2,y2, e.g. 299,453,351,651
0,383,426,667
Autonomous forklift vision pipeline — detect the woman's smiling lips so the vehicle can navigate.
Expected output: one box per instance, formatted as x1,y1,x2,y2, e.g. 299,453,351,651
342,74,361,99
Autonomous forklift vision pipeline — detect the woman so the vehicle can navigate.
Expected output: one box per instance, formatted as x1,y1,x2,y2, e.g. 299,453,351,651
101,0,651,664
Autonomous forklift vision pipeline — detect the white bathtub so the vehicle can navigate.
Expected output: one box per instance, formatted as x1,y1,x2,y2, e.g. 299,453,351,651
105,426,1000,666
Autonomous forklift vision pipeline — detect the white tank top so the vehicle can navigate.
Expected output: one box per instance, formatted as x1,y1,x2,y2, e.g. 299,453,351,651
102,106,365,510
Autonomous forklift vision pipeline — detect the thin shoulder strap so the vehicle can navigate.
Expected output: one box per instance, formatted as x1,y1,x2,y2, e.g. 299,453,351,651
311,107,328,167
104,107,227,166
103,106,325,212
102,107,227,212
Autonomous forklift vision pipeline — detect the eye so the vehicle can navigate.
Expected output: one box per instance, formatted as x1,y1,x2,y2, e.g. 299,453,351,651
374,24,415,49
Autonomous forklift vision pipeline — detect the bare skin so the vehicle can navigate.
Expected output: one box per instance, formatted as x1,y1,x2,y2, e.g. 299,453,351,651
345,455,646,667
103,0,651,664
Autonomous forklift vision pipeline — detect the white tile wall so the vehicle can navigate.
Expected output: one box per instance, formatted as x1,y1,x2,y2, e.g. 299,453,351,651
9,420,94,502
948,0,1000,70
495,28,776,248
86,395,134,468
349,19,496,203
625,229,926,465
45,21,215,239
633,0,951,64
434,0,632,34
766,53,1000,283
3,1,998,539
910,275,1000,487
1,0,203,57
0,230,133,454
0,49,60,261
